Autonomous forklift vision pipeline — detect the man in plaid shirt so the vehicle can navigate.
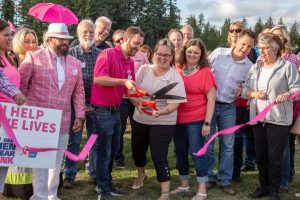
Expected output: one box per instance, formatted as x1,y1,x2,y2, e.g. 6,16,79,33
63,19,101,189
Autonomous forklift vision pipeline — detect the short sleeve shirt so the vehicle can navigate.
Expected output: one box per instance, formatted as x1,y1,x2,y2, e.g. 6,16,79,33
91,46,135,106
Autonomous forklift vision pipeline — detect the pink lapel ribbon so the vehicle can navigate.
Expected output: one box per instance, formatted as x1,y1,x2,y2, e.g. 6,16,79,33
194,91,300,156
0,104,98,161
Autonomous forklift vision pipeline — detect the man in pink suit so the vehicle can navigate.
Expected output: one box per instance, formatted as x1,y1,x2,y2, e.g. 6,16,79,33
19,23,85,200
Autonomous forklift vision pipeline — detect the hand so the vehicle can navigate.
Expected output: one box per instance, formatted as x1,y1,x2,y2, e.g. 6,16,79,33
152,110,160,118
124,80,136,93
255,91,267,100
137,104,147,114
235,84,242,97
85,107,94,113
276,93,290,103
13,93,26,106
72,118,83,132
202,125,210,137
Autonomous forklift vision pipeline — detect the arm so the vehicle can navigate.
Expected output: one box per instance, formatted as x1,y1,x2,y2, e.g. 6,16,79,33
0,70,20,97
72,61,86,132
18,51,34,96
202,87,216,137
152,103,179,118
94,76,136,91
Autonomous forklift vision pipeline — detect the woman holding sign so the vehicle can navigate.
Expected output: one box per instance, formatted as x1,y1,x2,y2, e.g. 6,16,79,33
0,19,21,200
242,33,300,200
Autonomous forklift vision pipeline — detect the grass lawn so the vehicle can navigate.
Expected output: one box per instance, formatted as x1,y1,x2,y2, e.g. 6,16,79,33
5,131,300,200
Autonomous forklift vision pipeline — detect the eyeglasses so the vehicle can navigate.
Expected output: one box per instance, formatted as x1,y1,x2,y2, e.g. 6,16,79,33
156,53,172,58
229,29,242,33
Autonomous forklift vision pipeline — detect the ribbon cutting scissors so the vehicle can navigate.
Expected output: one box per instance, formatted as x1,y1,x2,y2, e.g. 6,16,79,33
128,82,186,115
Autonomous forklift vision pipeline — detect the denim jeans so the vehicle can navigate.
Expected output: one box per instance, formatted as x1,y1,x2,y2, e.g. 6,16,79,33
93,107,121,194
174,121,208,183
207,102,236,186
280,135,290,189
233,107,256,178
115,99,134,162
64,108,97,180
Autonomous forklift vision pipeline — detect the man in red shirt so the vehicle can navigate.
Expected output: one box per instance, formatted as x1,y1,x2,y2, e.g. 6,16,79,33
91,26,144,200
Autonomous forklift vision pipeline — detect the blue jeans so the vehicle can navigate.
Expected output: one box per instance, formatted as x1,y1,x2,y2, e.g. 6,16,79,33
174,121,208,183
93,107,121,194
207,102,236,186
280,135,290,188
115,99,134,161
64,108,97,180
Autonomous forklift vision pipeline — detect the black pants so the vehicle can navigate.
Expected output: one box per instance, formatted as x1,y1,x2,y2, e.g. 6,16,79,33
253,122,289,194
131,120,175,182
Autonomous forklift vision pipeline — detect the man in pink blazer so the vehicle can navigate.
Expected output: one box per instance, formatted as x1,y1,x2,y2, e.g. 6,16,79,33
19,23,85,200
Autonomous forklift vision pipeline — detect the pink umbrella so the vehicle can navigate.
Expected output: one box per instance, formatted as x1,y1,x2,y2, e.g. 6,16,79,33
7,20,17,32
28,3,78,25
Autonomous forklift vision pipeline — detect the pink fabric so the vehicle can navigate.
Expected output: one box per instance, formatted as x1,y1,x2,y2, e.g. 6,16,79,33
18,48,85,134
0,56,20,103
131,51,150,73
91,46,135,106
0,104,97,161
176,66,216,123
28,3,78,25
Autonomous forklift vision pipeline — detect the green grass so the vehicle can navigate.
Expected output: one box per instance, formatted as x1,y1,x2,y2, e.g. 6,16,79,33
5,131,300,200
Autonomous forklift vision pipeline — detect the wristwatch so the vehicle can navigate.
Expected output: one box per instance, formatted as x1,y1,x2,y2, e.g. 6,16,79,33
204,121,210,126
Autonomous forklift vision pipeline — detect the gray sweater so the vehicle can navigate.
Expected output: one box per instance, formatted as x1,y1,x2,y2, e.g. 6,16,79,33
242,58,300,125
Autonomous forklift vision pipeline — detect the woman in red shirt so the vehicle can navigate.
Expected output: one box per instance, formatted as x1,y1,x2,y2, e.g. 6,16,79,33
170,39,216,200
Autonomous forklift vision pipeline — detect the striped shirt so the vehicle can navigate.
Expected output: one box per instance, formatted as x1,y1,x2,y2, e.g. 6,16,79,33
0,70,20,98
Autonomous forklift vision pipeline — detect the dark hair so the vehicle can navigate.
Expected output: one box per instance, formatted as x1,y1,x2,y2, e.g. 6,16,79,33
177,38,210,70
124,26,144,39
239,29,257,45
0,19,15,68
153,38,175,66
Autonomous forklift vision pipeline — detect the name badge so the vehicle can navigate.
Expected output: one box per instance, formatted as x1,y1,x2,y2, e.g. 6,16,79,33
127,70,132,80
81,62,86,69
73,68,78,76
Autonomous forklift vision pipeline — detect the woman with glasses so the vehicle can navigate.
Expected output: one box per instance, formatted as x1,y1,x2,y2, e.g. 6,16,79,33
270,25,300,193
170,38,216,200
243,33,300,200
130,38,186,200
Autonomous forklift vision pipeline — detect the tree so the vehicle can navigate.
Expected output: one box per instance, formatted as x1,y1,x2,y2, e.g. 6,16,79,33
254,18,264,36
219,18,231,45
186,15,201,38
289,21,299,47
1,0,15,22
198,13,205,35
265,16,274,27
278,17,284,25
242,16,248,28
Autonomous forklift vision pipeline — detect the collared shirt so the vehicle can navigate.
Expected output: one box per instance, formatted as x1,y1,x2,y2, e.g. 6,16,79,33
48,47,66,89
91,45,135,106
69,45,101,104
0,70,20,98
209,47,253,103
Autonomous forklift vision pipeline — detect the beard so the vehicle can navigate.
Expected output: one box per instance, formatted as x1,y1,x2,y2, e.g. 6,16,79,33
79,37,95,48
55,44,69,56
127,44,138,56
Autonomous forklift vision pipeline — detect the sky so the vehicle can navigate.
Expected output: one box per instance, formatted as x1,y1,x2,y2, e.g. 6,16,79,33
177,0,300,29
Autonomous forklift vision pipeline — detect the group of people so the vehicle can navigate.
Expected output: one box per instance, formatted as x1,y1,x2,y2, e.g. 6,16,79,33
0,14,300,200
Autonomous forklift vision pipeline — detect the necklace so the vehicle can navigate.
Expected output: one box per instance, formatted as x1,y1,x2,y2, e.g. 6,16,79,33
183,66,197,75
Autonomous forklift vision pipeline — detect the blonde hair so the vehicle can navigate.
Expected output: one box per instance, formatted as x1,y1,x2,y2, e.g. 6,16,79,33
227,21,244,47
13,28,38,54
270,25,293,54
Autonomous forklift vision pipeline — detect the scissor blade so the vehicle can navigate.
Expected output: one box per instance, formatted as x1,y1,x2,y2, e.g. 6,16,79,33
150,82,178,100
157,94,186,100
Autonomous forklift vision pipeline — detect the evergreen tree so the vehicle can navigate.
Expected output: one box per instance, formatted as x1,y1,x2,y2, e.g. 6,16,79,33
242,16,248,28
219,18,231,45
254,18,264,35
1,0,15,22
186,15,201,38
289,21,299,47
198,13,205,36
265,16,274,27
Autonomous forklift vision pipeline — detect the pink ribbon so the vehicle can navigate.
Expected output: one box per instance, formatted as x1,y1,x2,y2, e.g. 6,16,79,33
194,91,300,156
0,104,98,161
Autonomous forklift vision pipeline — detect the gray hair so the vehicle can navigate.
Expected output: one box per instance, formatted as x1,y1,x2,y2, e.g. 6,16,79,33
180,24,194,37
257,33,283,57
77,19,95,33
95,16,112,27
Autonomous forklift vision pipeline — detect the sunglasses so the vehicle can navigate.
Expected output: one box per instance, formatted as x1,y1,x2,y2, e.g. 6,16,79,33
229,29,242,33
